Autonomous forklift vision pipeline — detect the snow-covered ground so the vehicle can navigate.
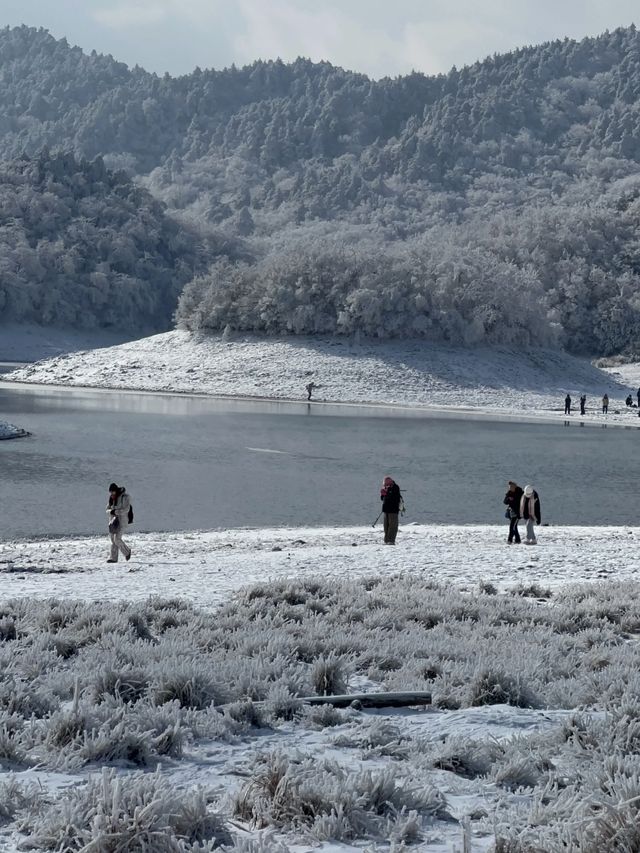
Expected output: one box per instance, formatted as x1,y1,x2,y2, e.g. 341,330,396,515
1,523,636,603
0,523,639,852
5,329,640,426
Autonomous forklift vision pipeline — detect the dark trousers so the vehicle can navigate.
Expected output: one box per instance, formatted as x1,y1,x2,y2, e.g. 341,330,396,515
508,515,521,543
384,513,399,544
564,403,571,414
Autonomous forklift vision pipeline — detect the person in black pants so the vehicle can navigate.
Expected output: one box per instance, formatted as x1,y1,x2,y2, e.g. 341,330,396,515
380,476,402,545
503,480,524,544
564,394,571,415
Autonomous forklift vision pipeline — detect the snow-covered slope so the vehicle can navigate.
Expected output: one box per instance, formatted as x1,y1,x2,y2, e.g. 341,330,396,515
4,330,638,425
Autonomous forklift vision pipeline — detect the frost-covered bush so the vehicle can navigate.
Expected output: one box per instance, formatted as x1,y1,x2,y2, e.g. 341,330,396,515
19,767,231,851
233,750,449,840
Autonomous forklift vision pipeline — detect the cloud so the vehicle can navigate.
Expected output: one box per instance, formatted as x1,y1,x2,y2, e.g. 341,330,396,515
233,0,428,77
91,0,228,31
92,2,169,29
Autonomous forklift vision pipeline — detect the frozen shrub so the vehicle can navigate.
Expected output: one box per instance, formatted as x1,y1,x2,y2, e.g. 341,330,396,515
0,678,58,718
19,766,231,851
431,737,500,779
225,699,266,728
78,721,152,767
127,611,156,642
478,581,498,596
333,720,411,760
0,777,41,824
44,709,88,748
0,725,28,766
92,667,149,704
509,584,552,599
0,617,16,641
233,750,449,840
467,670,539,709
491,755,546,791
151,663,226,709
263,685,303,722
310,655,348,696
301,703,346,729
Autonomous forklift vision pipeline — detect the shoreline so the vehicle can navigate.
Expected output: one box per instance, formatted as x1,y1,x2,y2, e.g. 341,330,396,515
3,375,640,430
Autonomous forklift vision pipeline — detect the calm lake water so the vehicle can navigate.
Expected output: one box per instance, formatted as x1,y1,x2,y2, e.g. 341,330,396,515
0,382,639,539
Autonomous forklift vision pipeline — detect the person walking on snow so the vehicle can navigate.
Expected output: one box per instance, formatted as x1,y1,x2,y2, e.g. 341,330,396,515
580,394,586,416
602,394,609,414
305,382,315,401
380,475,402,545
564,394,571,415
520,484,541,545
503,480,523,544
107,482,132,563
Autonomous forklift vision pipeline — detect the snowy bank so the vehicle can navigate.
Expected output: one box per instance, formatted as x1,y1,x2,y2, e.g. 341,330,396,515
1,523,638,604
0,419,29,440
4,330,639,426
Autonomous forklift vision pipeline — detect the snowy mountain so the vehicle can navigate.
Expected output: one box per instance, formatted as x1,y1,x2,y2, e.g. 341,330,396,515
2,25,640,352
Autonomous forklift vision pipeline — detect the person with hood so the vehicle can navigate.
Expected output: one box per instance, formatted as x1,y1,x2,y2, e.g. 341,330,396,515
380,475,402,545
520,484,541,545
503,480,524,544
106,482,132,563
602,394,609,414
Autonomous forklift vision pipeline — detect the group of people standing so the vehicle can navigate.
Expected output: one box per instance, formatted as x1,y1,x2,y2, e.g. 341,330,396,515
564,388,640,416
379,476,542,548
503,481,542,545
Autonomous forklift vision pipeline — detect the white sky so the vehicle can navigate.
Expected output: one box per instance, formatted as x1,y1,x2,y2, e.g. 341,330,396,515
0,0,637,78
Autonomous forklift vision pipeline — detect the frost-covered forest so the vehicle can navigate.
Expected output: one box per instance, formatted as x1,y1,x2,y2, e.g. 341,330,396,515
0,150,202,331
3,25,640,352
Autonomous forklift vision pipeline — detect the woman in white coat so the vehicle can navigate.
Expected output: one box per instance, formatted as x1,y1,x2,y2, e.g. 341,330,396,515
107,482,132,563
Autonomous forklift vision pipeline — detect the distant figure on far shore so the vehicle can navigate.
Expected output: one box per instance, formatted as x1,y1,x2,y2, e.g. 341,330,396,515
306,381,315,401
602,393,609,414
626,394,633,407
579,394,586,415
564,394,571,415
637,386,640,408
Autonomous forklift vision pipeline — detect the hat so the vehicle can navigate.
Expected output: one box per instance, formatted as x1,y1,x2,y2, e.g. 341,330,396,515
383,476,394,487
108,482,118,492
523,485,534,497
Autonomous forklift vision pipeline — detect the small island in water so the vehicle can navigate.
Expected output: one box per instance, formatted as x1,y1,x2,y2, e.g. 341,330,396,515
0,420,30,440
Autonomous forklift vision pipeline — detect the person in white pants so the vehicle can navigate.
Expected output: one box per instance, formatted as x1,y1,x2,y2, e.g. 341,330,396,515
520,484,541,544
107,482,132,563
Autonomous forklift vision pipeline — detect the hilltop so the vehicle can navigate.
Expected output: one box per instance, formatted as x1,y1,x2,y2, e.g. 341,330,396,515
2,25,640,352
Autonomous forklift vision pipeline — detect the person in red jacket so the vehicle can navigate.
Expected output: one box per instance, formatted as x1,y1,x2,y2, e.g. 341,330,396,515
380,475,402,545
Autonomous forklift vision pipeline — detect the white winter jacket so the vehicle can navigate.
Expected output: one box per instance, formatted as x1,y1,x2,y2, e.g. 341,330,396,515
107,489,131,529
